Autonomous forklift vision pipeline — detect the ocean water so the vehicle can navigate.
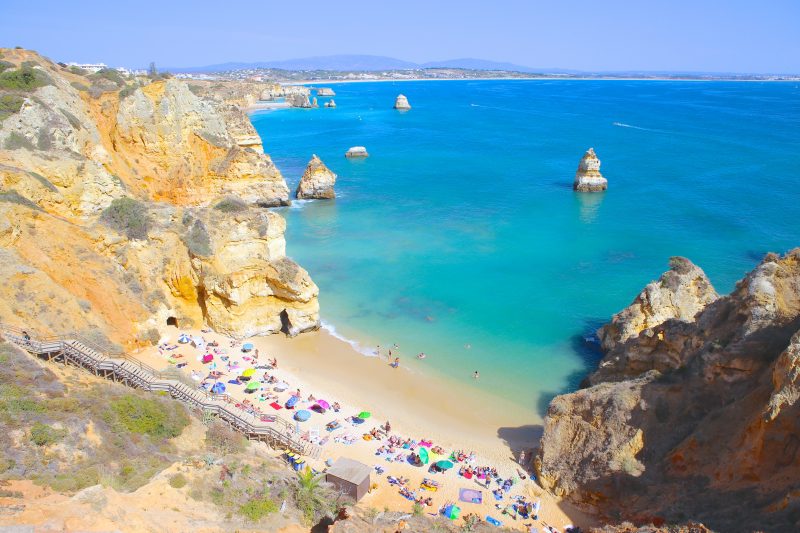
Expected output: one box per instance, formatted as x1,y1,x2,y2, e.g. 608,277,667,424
250,80,800,419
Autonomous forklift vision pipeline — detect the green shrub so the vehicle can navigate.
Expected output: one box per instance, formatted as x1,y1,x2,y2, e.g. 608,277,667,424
68,66,88,76
0,66,51,91
239,496,278,521
0,383,44,413
105,394,189,439
89,68,125,87
70,81,88,92
0,94,24,121
4,131,34,150
213,196,248,213
205,420,247,455
29,422,67,446
184,219,212,257
100,197,151,240
169,473,188,489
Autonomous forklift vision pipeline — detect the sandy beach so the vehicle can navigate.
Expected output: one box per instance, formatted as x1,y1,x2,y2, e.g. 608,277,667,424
135,325,594,531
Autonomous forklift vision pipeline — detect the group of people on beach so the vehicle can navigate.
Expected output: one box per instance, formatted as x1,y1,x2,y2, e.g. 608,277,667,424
156,333,563,531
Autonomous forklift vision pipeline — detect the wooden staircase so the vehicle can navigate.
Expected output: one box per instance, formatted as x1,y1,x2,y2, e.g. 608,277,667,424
0,323,320,458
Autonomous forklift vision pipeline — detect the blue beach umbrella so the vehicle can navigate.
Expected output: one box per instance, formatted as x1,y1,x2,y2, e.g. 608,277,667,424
294,410,311,422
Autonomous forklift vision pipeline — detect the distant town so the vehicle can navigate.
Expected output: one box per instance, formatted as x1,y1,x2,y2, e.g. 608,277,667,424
66,62,800,83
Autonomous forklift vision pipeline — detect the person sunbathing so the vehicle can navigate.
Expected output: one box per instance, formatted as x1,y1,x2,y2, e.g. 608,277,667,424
332,402,341,412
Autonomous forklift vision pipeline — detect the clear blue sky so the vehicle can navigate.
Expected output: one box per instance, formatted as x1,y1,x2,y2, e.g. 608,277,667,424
2,0,798,73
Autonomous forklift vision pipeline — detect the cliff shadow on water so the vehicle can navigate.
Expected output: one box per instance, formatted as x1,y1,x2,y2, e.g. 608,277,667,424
534,318,607,419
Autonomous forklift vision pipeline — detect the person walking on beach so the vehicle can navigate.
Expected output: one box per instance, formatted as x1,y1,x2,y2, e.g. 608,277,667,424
473,370,479,379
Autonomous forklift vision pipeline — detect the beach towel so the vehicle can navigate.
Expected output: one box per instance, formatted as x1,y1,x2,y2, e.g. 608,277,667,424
459,488,483,504
269,402,283,410
486,516,502,527
227,379,241,385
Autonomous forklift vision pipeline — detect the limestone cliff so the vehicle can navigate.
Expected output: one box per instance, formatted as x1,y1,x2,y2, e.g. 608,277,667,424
536,249,800,533
573,148,607,192
0,49,319,346
592,257,718,383
295,155,336,199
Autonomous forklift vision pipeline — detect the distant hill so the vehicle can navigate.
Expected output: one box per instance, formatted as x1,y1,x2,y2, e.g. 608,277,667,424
168,54,564,74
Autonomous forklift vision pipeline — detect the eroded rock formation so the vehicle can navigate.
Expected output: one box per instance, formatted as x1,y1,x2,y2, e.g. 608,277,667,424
296,155,337,199
573,148,607,192
536,250,800,532
394,94,411,110
0,48,319,345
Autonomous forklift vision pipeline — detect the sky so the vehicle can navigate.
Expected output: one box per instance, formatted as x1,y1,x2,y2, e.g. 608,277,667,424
1,0,799,73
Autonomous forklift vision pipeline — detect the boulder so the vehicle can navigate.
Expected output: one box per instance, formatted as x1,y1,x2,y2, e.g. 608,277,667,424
573,148,607,192
325,99,336,108
394,94,411,110
296,155,337,199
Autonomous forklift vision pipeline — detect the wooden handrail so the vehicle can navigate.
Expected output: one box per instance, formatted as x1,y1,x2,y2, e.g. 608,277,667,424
0,323,317,457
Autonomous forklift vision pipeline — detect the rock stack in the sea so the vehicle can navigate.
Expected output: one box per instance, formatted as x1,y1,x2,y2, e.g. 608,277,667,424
394,94,411,110
311,97,319,108
317,87,336,96
325,100,336,108
296,155,337,199
345,146,369,158
286,93,312,108
573,148,607,192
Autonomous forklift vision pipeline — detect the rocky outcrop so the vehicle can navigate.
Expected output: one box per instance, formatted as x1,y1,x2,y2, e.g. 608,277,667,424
316,88,335,97
325,100,336,108
345,146,368,158
394,94,411,110
178,207,320,337
286,93,312,108
591,257,718,383
295,155,336,199
0,49,319,346
573,148,607,192
536,249,800,533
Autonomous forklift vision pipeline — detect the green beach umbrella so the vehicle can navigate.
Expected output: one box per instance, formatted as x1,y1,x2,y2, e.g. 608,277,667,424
442,504,460,520
418,447,429,464
436,460,454,470
357,411,371,419
242,368,255,378
245,381,259,392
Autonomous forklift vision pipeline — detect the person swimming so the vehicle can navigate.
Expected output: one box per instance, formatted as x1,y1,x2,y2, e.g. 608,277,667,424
417,352,426,359
473,370,479,379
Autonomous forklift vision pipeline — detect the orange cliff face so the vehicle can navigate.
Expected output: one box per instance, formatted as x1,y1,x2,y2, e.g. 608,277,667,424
0,49,317,348
535,250,800,533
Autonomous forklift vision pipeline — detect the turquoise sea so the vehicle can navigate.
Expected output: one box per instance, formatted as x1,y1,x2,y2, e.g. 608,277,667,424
251,80,800,418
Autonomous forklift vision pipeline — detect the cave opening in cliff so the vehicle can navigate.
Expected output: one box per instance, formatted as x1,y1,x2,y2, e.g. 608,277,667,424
166,316,178,327
279,310,292,335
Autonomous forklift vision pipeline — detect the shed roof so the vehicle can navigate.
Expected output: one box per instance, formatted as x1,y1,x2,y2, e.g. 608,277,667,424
326,457,371,485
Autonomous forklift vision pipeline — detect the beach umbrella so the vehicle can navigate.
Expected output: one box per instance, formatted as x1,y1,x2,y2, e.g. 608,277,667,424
442,504,460,520
357,411,371,419
211,382,226,394
436,460,454,470
241,368,255,378
418,447,430,464
294,410,311,422
242,342,254,352
286,396,299,409
317,399,330,410
177,334,191,344
245,381,259,393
